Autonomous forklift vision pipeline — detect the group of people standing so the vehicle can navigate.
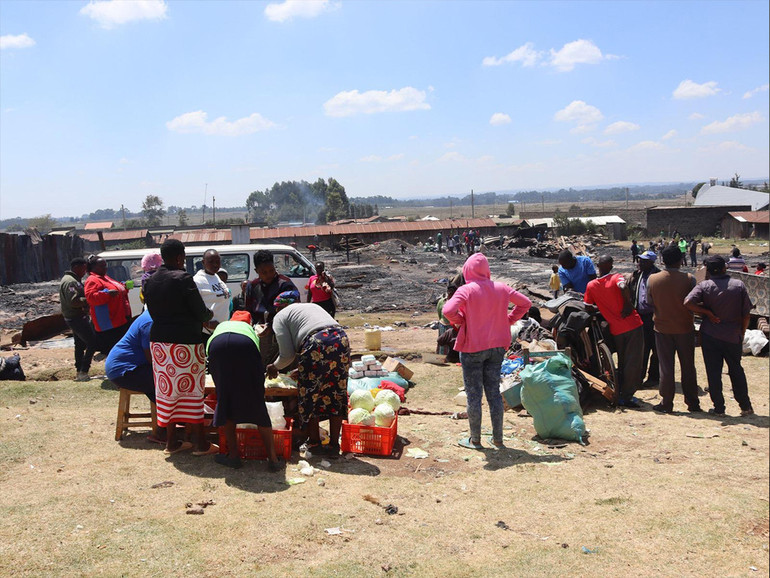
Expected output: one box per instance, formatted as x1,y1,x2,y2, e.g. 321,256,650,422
578,244,755,416
62,240,349,470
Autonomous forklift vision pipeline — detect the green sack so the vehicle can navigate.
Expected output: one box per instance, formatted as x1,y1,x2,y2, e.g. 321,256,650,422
520,353,586,444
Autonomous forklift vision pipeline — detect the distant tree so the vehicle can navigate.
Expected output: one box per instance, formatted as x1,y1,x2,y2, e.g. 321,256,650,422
506,202,516,216
691,182,706,198
729,173,743,188
374,204,379,215
5,223,24,232
762,181,769,192
245,190,269,222
142,195,165,227
324,178,349,222
27,214,58,234
178,209,188,226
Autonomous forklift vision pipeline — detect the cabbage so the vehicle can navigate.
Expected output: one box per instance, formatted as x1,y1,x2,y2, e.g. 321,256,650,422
374,389,401,412
348,408,374,426
349,389,376,412
373,403,396,427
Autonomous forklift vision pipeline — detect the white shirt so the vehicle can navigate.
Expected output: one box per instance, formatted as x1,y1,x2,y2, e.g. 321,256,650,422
193,270,232,331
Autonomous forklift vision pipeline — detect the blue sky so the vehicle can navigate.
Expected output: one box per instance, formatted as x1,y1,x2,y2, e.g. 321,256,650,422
1,0,768,219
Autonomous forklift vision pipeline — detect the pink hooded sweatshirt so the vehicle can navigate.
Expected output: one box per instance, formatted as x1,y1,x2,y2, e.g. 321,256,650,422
442,253,532,353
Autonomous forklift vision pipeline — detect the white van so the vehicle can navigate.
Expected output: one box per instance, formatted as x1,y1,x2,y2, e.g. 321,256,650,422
98,243,315,317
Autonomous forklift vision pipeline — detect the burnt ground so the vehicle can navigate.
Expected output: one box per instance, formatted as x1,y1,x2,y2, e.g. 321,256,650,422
0,236,637,332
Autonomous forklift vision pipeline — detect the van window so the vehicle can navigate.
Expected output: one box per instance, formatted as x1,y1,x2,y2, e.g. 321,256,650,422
187,253,250,283
105,259,143,284
274,251,312,278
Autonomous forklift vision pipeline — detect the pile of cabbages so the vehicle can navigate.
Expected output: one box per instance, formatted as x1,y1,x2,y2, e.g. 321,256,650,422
347,389,400,427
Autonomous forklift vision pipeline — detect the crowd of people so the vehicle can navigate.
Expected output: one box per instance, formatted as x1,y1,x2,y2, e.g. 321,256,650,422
60,240,349,470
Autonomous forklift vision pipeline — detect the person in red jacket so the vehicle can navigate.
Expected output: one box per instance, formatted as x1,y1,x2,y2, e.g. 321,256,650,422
84,256,131,355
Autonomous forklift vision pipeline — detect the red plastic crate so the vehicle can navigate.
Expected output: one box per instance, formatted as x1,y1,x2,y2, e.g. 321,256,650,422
218,419,293,460
340,415,397,456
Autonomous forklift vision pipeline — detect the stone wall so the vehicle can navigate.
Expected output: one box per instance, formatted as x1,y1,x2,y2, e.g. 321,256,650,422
645,205,751,238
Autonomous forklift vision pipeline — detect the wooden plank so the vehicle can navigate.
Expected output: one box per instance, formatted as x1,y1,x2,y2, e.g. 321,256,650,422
577,368,615,402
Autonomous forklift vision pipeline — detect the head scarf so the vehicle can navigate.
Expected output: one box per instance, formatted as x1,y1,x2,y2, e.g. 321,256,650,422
141,252,163,272
273,290,300,310
230,310,252,324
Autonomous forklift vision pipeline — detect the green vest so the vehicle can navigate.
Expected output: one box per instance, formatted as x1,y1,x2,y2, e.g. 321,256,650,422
206,320,260,355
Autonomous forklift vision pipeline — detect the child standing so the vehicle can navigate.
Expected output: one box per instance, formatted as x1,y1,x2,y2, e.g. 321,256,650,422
549,264,561,298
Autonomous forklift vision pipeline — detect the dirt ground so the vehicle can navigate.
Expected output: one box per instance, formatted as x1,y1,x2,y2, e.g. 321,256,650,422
0,237,768,576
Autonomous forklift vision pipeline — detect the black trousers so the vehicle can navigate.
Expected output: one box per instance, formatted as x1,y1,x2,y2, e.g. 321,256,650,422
65,316,98,373
701,333,752,412
640,313,659,382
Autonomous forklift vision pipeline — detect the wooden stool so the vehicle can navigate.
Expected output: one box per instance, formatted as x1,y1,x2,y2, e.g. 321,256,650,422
115,388,158,441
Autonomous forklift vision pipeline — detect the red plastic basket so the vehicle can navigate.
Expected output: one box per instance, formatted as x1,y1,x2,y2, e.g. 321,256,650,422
340,415,397,456
218,419,293,460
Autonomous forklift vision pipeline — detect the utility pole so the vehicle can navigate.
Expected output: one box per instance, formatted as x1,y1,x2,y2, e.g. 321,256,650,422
202,183,208,224
626,187,629,210
450,198,453,219
471,189,475,219
121,204,126,229
541,194,545,213
212,196,216,225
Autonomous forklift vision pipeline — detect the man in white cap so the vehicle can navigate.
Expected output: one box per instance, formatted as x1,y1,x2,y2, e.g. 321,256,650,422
628,250,660,387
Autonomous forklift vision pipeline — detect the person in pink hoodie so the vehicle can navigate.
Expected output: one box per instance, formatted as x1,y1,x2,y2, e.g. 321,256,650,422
442,253,531,449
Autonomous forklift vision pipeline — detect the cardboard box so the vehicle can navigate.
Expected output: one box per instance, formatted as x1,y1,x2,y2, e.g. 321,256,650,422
382,356,414,380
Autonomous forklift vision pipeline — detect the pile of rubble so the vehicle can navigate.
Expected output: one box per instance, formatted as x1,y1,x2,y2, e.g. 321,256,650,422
527,234,610,260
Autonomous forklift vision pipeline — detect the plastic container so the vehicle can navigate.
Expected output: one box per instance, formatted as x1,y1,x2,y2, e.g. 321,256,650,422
364,329,381,351
218,419,293,460
341,415,397,456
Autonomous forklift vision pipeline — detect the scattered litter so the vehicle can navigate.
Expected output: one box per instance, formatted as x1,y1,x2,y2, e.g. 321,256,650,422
496,520,511,531
581,546,597,554
325,526,355,535
561,543,569,548
185,508,204,515
286,478,306,485
686,433,719,439
151,481,174,489
317,478,326,487
29,399,37,404
450,412,468,420
363,494,399,515
453,391,467,406
406,447,429,459
300,466,316,477
319,459,332,468
742,440,749,446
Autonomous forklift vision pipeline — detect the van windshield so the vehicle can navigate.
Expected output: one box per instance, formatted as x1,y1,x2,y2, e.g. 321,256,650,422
188,253,249,282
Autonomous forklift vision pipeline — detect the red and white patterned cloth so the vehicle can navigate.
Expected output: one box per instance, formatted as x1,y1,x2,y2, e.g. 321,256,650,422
150,342,205,427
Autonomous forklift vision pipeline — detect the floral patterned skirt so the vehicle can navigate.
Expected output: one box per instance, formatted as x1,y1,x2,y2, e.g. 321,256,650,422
296,326,351,428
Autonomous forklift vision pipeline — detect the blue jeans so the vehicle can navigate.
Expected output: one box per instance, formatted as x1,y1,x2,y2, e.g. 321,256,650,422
459,347,505,443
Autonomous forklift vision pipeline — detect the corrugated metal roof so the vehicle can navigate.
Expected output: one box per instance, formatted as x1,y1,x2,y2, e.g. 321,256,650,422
728,211,770,224
80,229,149,242
693,184,770,211
177,229,232,244
571,215,626,225
84,221,114,230
249,218,497,240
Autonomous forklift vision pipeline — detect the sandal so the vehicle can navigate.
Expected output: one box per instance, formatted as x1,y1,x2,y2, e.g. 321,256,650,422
458,437,484,450
163,441,193,455
192,443,220,456
487,437,505,449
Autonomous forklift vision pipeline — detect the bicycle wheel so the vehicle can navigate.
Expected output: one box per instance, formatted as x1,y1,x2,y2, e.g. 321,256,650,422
596,342,619,405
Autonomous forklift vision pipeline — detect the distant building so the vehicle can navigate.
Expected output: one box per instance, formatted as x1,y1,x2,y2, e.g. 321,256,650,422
721,211,770,240
693,184,769,211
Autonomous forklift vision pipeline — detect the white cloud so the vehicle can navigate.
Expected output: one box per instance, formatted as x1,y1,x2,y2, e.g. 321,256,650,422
489,113,511,126
549,39,616,72
688,112,704,120
701,111,763,134
80,0,167,29
166,110,278,136
359,153,404,163
581,137,617,148
554,100,603,132
672,79,720,100
324,87,430,117
482,42,541,67
265,0,337,22
703,141,751,152
743,83,770,99
604,121,640,135
628,140,665,151
438,151,464,163
661,129,677,141
0,33,35,50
